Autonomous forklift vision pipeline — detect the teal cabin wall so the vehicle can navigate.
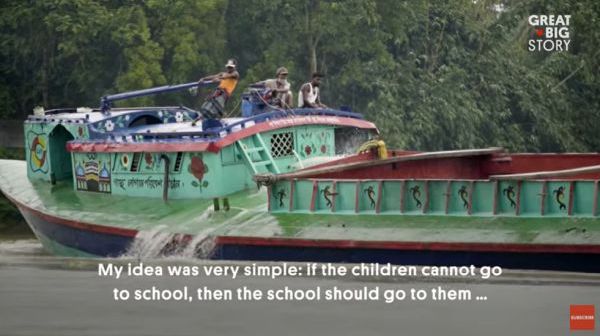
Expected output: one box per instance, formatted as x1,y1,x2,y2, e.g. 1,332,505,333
69,124,340,199
72,150,254,199
25,121,88,183
261,125,336,172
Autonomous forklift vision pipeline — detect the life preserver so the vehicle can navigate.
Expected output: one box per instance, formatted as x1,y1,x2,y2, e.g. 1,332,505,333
121,154,129,168
30,136,47,169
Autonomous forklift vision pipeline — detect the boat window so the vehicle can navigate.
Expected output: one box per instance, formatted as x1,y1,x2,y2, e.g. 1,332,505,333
130,152,142,172
173,152,183,172
335,128,374,155
270,132,294,158
128,115,162,127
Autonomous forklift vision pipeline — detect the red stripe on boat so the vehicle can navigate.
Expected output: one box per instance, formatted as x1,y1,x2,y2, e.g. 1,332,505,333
215,236,600,254
5,193,138,238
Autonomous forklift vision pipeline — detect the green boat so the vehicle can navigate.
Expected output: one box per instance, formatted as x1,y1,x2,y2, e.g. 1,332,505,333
1,81,599,272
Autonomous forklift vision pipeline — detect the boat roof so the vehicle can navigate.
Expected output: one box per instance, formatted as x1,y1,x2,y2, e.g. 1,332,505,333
43,106,378,153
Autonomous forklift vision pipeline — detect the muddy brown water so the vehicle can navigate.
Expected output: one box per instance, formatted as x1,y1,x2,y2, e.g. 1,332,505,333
0,238,598,336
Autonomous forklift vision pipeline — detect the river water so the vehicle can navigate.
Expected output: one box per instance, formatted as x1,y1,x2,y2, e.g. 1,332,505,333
0,237,598,336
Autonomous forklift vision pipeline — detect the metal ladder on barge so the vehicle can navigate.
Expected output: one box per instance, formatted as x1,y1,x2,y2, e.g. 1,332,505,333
236,134,280,175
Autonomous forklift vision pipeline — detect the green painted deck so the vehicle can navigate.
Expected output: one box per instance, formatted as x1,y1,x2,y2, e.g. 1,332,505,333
1,159,599,246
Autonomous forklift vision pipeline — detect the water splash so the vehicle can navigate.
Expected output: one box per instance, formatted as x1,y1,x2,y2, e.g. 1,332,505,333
123,225,180,259
122,205,235,260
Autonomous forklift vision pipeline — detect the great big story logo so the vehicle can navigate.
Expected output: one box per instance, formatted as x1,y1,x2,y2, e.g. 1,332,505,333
528,14,572,52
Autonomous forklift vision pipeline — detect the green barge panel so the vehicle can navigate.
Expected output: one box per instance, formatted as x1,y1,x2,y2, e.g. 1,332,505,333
269,178,600,218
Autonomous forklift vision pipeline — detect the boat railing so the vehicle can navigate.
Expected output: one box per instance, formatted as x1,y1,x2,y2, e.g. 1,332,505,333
100,81,213,114
221,108,364,133
118,108,365,142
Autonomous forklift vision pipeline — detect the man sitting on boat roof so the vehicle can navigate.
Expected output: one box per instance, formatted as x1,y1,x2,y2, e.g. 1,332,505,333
192,59,239,125
251,67,293,109
298,72,327,108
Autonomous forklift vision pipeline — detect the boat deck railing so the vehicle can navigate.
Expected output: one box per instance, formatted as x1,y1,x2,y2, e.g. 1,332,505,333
123,108,365,142
268,176,600,218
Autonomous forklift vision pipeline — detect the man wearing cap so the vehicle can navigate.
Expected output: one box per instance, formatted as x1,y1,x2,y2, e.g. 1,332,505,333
193,59,239,123
253,67,293,108
298,72,327,108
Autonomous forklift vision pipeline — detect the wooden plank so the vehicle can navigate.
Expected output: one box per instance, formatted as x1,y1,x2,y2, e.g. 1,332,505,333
490,164,600,180
568,181,575,216
354,181,360,213
375,180,383,214
309,180,317,212
288,179,295,212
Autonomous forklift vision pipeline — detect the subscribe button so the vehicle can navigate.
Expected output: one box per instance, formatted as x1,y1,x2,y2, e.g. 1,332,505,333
570,305,595,331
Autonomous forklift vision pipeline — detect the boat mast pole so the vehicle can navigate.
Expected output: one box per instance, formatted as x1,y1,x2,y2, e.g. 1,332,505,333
100,81,213,114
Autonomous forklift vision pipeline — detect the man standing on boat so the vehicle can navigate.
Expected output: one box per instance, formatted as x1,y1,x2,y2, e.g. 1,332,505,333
298,72,327,108
252,67,293,108
193,59,239,124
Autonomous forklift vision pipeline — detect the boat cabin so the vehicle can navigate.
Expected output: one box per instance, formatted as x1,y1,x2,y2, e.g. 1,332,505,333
24,83,378,200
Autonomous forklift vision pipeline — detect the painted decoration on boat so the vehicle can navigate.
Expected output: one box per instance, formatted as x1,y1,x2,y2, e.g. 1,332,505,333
503,185,517,208
121,154,129,168
75,153,111,193
275,188,288,207
189,154,209,190
304,145,313,156
458,185,469,208
89,110,197,135
410,185,422,209
144,153,155,169
28,132,48,174
297,126,334,158
321,185,338,208
364,186,376,208
553,186,566,210
112,176,184,191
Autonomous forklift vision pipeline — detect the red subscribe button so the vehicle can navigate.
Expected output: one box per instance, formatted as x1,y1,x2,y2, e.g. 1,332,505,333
570,305,595,331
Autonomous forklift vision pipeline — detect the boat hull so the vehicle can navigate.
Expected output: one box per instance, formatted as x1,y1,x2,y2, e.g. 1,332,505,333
2,159,600,272
8,192,600,273
14,198,134,257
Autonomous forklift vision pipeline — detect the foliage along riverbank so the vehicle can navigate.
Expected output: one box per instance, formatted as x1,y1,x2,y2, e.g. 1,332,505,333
0,147,31,237
1,0,598,152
